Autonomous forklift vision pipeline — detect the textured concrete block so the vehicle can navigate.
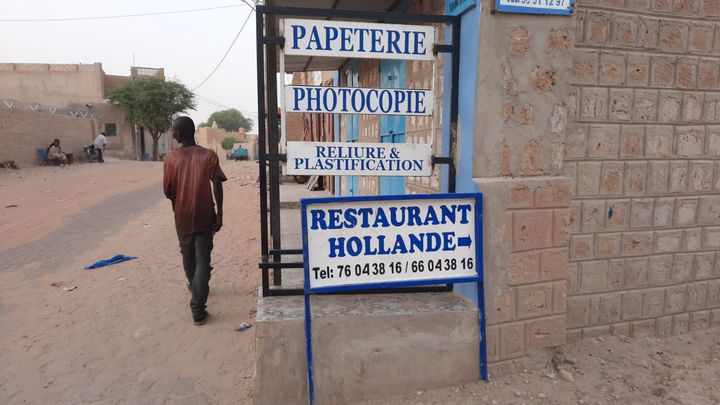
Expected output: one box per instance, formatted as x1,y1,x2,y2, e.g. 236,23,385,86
580,87,608,120
630,199,654,228
633,89,658,121
599,293,623,323
527,316,566,349
535,179,571,208
500,322,526,359
507,251,540,286
682,93,704,122
675,198,698,225
703,227,720,249
657,315,673,337
698,196,720,224
648,161,670,194
578,161,602,195
683,228,702,250
651,56,677,88
673,253,695,282
513,210,553,251
565,125,588,158
672,313,690,335
588,124,620,158
676,58,698,89
585,12,609,45
609,259,625,289
571,234,594,260
631,319,657,337
689,22,714,53
627,54,650,86
655,230,682,252
623,231,653,256
648,255,673,284
626,257,649,287
645,125,674,157
582,200,606,232
687,282,709,310
621,125,644,158
596,233,621,258
666,285,688,314
694,252,716,279
623,290,644,320
690,161,714,192
607,200,631,229
690,310,710,330
573,50,599,85
625,162,648,195
658,91,682,122
708,279,720,308
654,198,674,227
611,15,639,47
669,161,689,192
643,288,666,317
698,58,719,88
540,248,569,281
552,281,567,313
658,20,688,52
600,53,627,86
579,260,609,293
567,297,589,328
676,126,705,156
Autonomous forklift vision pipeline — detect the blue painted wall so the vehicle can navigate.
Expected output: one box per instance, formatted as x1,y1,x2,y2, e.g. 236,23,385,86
446,1,481,304
333,71,341,196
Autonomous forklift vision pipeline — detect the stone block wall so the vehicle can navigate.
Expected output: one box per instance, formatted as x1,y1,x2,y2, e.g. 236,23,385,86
566,0,720,339
471,6,576,377
0,108,96,166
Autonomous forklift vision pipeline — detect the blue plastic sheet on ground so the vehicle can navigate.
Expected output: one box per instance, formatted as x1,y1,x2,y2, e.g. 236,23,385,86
84,254,137,270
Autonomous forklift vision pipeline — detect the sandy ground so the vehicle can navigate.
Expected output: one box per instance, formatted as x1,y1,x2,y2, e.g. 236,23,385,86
2,159,720,405
0,159,261,404
356,331,720,405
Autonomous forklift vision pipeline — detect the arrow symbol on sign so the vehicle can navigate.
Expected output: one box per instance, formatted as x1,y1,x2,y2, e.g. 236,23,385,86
457,235,472,248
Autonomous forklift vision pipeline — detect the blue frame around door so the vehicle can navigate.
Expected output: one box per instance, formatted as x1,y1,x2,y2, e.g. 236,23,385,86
379,59,407,195
344,63,360,196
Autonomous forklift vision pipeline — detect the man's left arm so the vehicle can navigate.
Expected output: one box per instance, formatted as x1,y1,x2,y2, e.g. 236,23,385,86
212,177,224,232
209,153,228,233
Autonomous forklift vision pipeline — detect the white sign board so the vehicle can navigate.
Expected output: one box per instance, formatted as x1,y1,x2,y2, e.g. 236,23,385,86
285,85,434,116
283,18,436,60
302,194,481,292
495,0,573,14
285,141,432,176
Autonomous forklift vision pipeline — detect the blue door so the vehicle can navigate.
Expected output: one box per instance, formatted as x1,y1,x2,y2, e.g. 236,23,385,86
379,60,407,195
344,64,360,196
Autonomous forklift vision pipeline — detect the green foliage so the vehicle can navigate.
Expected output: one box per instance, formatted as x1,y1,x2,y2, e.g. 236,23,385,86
107,78,195,160
220,137,239,151
199,108,253,132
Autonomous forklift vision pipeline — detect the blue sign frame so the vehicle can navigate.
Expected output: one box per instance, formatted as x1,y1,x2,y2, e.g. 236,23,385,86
446,0,477,16
495,0,574,15
300,193,487,404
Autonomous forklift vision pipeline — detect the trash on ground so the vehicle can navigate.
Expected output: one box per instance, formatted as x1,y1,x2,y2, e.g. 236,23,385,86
116,277,127,281
5,204,17,208
63,286,77,292
143,223,152,228
85,254,137,270
234,322,252,332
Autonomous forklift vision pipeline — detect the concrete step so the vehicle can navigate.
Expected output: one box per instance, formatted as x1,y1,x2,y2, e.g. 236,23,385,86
253,291,481,405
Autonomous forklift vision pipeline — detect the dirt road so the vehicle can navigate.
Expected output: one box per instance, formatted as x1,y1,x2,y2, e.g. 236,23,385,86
0,160,260,404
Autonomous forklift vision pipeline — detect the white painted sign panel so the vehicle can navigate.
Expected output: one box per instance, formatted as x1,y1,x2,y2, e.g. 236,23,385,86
283,18,436,60
495,0,573,14
285,141,432,176
302,195,481,292
285,85,434,116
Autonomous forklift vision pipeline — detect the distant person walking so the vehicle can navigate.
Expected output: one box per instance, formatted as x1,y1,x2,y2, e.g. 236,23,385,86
163,116,226,326
92,132,107,162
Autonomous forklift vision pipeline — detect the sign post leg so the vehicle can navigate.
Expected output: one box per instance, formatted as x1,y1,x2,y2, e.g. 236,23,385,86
477,282,488,381
304,293,315,405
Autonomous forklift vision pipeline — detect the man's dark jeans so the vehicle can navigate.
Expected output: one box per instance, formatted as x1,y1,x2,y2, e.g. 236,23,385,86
178,230,213,320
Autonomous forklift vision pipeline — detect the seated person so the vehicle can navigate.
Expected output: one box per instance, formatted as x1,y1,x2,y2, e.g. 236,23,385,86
47,138,68,165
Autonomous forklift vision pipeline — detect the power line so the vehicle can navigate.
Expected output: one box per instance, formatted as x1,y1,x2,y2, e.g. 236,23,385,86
191,7,254,91
240,0,256,11
195,94,258,116
0,4,245,22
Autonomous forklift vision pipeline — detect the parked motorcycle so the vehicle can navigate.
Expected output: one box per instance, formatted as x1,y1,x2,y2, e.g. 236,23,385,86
83,144,101,162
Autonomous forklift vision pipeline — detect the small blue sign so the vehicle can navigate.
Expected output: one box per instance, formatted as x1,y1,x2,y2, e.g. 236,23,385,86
495,0,574,15
446,0,477,16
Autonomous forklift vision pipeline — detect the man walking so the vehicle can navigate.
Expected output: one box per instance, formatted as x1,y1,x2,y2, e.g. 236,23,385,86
163,116,226,326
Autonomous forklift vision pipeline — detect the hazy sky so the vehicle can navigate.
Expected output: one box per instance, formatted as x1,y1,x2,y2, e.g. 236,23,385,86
0,0,259,130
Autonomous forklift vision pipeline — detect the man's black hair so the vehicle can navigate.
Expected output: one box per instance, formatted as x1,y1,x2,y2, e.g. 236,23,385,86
173,116,195,141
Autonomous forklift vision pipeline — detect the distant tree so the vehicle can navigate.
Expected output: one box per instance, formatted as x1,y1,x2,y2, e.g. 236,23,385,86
200,108,253,132
221,136,239,151
107,78,195,161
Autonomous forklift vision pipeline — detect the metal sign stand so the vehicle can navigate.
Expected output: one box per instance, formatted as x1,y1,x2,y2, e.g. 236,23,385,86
255,6,488,404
